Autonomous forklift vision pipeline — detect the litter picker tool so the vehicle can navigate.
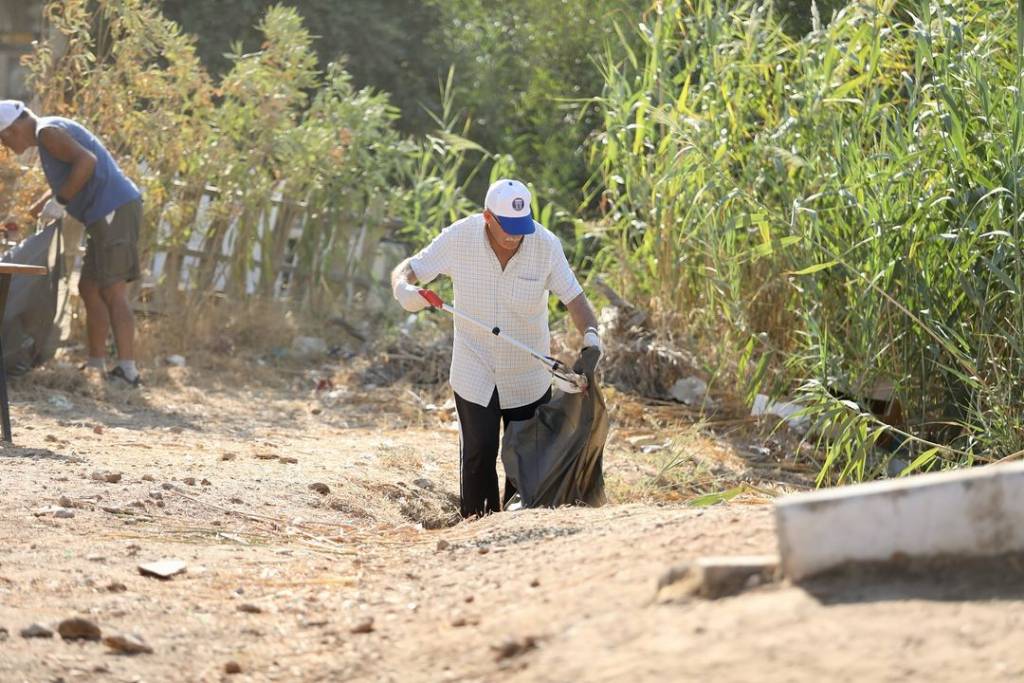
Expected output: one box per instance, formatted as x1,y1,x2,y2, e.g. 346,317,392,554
418,289,588,393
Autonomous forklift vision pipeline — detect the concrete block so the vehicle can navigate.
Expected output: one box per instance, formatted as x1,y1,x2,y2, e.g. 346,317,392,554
656,555,779,601
775,462,1024,580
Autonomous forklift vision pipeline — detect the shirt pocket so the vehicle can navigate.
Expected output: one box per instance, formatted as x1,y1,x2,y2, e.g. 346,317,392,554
512,276,546,318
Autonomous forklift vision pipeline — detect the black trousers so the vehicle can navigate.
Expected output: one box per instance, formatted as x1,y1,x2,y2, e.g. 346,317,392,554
454,387,551,518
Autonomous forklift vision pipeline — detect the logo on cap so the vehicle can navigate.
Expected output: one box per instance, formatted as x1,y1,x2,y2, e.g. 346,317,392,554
512,198,525,211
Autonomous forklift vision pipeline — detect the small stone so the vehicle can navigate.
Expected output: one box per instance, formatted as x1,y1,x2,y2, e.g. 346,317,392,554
311,408,323,415
106,582,128,593
93,425,104,435
58,495,74,508
58,617,102,641
20,623,53,639
220,453,236,461
86,554,105,563
126,543,142,556
138,559,187,579
0,626,8,641
279,457,298,464
201,479,211,486
45,434,59,443
149,491,163,501
350,617,374,634
182,477,196,486
225,661,242,674
491,636,537,661
103,633,153,655
142,474,156,482
229,497,243,504
237,603,262,614
436,539,451,552
91,470,122,484
464,595,475,604
161,483,174,491
54,508,75,519
478,546,490,555
451,616,467,628
308,483,330,495
530,578,541,588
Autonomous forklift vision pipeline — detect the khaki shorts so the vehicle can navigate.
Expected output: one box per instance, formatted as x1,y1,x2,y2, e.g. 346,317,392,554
81,199,142,289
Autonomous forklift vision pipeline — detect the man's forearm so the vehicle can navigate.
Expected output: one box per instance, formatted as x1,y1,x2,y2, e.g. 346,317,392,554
59,154,96,202
566,292,599,334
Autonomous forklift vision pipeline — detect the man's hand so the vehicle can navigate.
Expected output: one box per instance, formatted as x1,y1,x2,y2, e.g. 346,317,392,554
394,282,444,312
394,281,429,312
39,198,65,223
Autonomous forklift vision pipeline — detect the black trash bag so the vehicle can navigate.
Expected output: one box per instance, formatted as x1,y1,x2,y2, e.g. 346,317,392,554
1,222,63,376
500,346,608,508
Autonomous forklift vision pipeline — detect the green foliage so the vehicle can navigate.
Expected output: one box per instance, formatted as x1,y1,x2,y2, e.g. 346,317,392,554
590,0,1024,482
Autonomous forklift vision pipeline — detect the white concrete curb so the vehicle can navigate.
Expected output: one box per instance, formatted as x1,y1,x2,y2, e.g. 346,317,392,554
775,462,1024,580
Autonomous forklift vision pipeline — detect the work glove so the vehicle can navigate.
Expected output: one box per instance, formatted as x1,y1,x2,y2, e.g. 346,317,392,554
394,282,443,312
40,198,66,223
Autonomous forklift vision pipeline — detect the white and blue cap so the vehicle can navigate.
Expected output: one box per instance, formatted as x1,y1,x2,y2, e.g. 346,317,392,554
0,100,25,132
484,179,535,235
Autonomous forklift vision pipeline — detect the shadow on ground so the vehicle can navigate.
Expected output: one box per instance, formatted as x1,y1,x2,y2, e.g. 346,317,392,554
799,553,1024,604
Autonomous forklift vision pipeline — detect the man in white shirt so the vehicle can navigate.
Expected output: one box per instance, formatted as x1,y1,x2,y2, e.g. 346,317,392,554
392,179,601,518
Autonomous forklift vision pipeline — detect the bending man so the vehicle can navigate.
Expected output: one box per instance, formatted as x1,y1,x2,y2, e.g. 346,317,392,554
0,100,143,386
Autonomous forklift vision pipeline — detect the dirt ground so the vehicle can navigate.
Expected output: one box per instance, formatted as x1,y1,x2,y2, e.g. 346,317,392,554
1,352,1023,683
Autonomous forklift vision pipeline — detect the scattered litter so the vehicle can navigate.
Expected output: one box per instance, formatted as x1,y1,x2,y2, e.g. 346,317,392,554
751,394,810,433
47,395,73,411
291,336,328,357
138,559,187,580
670,376,707,405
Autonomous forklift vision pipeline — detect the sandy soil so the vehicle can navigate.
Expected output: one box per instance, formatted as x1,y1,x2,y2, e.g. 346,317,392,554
1,357,1022,683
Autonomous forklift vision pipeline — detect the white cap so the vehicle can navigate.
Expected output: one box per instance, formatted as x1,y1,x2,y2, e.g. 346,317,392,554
484,179,535,235
0,100,24,132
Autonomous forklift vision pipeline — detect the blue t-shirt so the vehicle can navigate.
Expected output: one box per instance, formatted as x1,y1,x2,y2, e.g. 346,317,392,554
36,117,141,225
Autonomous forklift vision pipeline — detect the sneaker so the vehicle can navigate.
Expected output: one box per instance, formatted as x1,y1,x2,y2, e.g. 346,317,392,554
107,366,141,387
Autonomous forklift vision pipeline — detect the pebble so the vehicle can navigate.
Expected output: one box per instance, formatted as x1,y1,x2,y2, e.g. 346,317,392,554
20,623,53,639
138,559,187,579
93,425,104,435
225,661,242,674
58,617,102,641
308,483,330,495
161,483,174,491
436,539,451,551
106,582,128,593
142,474,156,482
54,508,75,519
58,495,74,508
491,636,537,661
220,453,236,461
103,633,153,655
0,626,8,641
149,491,163,501
350,617,374,634
279,457,298,464
201,479,211,486
91,470,122,484
237,603,262,614
182,477,196,486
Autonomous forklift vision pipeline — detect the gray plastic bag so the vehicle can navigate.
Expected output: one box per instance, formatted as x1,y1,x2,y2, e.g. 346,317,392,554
1,222,63,375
